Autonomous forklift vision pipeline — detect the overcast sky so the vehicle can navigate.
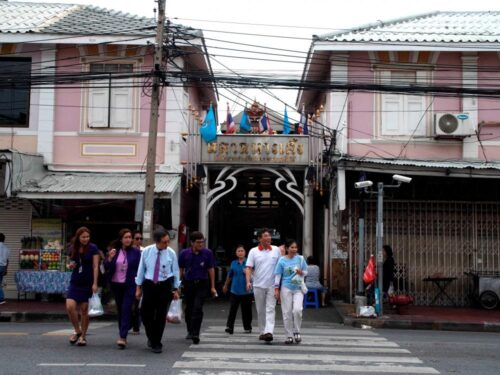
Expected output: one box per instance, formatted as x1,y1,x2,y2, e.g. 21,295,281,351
21,0,500,122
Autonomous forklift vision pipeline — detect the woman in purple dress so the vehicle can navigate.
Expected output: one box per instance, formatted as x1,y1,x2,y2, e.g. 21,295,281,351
104,229,141,349
66,227,100,346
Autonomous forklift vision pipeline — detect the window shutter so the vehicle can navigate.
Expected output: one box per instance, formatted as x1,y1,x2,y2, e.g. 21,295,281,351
405,95,426,135
109,78,133,128
88,80,109,128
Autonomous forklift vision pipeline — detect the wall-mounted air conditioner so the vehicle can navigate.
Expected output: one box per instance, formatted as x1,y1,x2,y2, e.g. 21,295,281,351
434,113,472,137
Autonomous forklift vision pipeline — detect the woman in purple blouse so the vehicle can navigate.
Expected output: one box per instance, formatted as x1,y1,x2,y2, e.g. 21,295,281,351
104,228,141,349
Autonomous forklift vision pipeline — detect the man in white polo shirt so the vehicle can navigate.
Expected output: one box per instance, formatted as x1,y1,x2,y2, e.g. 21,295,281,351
245,228,281,343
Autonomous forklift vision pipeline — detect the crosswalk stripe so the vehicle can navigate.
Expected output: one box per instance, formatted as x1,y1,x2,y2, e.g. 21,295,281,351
182,351,422,363
198,336,400,347
202,332,388,341
173,361,440,374
204,326,377,336
172,325,439,374
189,343,411,354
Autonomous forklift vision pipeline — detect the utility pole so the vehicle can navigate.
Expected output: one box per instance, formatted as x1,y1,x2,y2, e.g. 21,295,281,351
375,182,384,316
143,0,166,243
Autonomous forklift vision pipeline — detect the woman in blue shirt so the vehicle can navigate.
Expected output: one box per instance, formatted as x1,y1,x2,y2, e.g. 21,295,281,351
274,239,308,344
223,245,252,334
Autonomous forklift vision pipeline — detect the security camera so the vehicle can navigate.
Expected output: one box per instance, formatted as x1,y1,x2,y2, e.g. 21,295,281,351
392,174,412,184
354,180,373,189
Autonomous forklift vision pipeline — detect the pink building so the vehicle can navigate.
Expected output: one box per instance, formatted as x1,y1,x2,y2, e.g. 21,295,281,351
0,2,216,298
298,12,500,307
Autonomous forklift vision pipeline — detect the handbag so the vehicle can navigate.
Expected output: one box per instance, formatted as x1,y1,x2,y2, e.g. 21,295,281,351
88,293,104,317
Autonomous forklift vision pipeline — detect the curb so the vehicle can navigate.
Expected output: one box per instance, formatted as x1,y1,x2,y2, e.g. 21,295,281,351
333,301,500,333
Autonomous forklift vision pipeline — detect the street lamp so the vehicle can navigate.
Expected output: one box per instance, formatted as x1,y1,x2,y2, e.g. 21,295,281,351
354,174,412,316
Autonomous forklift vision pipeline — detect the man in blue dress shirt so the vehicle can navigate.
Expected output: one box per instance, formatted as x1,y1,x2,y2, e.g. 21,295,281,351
135,229,180,353
179,231,216,344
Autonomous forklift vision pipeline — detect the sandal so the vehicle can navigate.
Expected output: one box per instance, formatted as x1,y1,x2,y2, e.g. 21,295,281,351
69,332,81,345
117,338,127,349
76,336,87,346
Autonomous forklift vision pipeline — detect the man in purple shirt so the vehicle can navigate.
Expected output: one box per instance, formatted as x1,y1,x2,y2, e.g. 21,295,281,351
179,231,216,344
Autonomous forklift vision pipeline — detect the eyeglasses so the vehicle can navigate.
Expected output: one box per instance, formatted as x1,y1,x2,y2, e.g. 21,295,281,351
134,237,143,241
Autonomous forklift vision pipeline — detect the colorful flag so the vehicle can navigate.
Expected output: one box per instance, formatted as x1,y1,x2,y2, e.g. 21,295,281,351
265,110,272,135
260,110,269,133
240,110,252,132
300,105,308,135
283,106,291,134
200,104,217,143
226,104,236,134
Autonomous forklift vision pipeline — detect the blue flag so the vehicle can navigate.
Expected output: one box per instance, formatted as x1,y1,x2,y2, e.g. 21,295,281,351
200,105,217,143
283,106,291,134
240,110,252,132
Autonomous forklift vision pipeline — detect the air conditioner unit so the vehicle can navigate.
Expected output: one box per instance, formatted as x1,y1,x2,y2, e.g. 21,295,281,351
434,112,472,137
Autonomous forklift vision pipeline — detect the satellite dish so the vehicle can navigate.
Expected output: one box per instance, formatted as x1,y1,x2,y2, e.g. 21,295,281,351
438,114,459,134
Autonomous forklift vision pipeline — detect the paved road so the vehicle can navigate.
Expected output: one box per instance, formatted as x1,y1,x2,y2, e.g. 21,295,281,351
0,308,499,374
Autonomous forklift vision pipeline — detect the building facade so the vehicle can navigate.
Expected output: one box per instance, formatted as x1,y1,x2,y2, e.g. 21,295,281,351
298,11,500,306
0,1,216,298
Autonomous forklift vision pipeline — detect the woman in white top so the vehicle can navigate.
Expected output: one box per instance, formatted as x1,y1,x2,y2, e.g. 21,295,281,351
305,256,328,307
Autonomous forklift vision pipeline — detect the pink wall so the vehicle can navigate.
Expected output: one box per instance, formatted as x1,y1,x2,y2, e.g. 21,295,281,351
348,52,374,140
433,52,461,114
478,52,500,142
52,45,165,170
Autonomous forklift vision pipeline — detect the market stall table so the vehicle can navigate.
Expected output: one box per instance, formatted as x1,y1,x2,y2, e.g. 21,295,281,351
423,276,457,306
15,271,71,299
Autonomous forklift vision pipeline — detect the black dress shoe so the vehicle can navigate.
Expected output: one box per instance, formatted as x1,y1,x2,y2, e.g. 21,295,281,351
192,336,200,344
225,327,233,334
185,333,193,340
259,334,266,340
151,346,162,353
264,333,273,342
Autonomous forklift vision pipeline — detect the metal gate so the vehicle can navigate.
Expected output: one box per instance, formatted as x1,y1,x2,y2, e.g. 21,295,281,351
349,200,500,306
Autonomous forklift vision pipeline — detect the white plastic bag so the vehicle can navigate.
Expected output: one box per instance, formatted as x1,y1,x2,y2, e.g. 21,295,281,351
359,305,376,317
88,293,104,317
166,299,182,324
387,282,395,296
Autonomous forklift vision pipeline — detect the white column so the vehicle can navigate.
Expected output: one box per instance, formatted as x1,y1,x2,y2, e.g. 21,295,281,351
170,186,181,252
462,53,479,160
303,176,314,258
337,166,346,211
36,46,56,164
198,166,209,240
330,54,349,155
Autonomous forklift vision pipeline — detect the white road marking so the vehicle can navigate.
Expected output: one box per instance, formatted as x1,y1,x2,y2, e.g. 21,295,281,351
38,363,145,368
42,322,113,336
38,363,85,367
189,343,411,353
204,326,377,336
198,336,400,347
202,332,388,341
173,361,440,374
172,325,440,374
182,351,422,363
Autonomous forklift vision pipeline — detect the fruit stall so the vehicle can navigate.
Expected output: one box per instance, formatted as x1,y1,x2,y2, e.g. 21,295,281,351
15,235,71,298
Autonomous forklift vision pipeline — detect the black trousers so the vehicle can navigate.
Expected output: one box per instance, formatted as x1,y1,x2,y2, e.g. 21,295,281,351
226,293,253,331
183,279,208,337
141,278,173,347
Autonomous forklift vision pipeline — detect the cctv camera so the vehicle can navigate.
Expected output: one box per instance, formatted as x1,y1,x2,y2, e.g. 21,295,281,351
392,174,412,184
354,180,373,189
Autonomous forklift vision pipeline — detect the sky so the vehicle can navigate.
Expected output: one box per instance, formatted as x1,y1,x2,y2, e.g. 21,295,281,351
20,0,500,123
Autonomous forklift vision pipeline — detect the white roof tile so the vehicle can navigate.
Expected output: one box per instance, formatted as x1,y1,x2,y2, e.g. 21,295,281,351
320,11,500,43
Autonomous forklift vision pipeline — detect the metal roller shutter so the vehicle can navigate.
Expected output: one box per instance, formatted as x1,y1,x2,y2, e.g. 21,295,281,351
0,198,32,299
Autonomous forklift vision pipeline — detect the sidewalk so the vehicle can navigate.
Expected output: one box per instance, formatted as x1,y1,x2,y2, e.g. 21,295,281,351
334,300,500,333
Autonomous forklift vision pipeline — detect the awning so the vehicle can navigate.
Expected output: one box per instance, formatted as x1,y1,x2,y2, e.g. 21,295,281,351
338,156,500,178
15,172,181,199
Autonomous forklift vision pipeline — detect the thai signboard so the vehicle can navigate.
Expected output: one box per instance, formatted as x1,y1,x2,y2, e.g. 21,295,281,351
201,135,309,165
